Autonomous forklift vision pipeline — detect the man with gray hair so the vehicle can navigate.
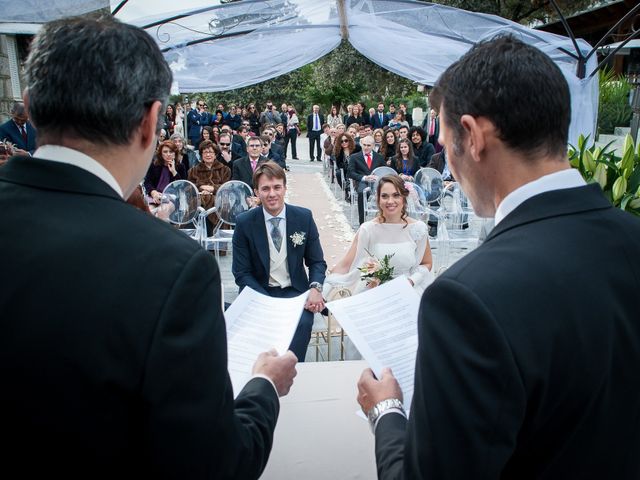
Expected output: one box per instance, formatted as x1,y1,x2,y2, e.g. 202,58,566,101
347,134,386,224
0,101,37,155
0,16,297,479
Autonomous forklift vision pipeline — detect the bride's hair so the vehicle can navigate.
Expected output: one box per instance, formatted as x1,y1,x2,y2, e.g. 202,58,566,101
376,175,409,227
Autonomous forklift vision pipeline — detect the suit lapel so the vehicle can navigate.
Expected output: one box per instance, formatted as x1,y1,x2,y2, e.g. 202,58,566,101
253,207,270,274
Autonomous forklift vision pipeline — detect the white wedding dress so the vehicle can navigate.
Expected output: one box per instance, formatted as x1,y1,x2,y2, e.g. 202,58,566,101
324,220,434,297
324,220,434,360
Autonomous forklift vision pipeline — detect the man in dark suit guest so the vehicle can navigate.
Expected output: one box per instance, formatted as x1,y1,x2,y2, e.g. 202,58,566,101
0,102,37,155
187,100,205,147
0,16,297,479
357,36,640,479
233,162,327,362
307,104,324,162
347,135,386,224
371,102,388,129
232,125,250,160
426,147,453,181
232,136,268,186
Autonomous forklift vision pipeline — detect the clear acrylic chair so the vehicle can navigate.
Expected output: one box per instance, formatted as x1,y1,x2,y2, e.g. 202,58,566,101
199,181,254,262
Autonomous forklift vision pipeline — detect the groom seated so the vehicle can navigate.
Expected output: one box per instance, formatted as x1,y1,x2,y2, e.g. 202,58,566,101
232,162,327,361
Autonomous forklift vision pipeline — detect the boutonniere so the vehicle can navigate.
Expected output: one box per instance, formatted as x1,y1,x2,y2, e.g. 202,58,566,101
290,231,306,247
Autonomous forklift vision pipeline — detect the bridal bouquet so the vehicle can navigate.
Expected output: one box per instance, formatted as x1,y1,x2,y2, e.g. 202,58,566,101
358,250,395,288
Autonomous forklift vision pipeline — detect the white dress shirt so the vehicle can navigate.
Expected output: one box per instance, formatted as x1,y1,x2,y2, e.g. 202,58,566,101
494,168,586,226
34,145,124,198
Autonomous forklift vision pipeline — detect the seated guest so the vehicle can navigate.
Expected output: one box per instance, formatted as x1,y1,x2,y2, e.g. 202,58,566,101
260,134,285,169
232,126,250,160
196,126,214,161
373,128,384,153
188,140,231,235
232,136,268,187
170,133,198,171
381,129,397,163
347,135,386,225
217,132,234,169
144,140,187,204
325,174,433,294
410,126,435,167
391,138,419,181
0,102,37,155
232,162,327,362
388,111,409,130
427,147,454,182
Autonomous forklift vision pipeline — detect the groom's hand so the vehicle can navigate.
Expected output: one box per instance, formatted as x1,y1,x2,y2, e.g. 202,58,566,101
304,289,325,313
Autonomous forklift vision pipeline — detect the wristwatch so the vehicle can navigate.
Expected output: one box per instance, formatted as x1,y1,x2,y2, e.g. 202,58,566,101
367,398,405,433
309,282,323,292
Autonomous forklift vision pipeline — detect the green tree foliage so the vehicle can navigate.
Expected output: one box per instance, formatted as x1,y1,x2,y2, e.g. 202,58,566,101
181,41,425,118
597,68,632,135
430,0,596,24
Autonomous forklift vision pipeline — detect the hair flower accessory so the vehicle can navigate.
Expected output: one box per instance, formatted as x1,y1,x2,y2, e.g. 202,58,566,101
290,231,306,247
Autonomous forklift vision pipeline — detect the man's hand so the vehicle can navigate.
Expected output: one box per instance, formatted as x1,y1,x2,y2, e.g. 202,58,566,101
12,148,29,157
252,349,298,397
304,288,325,314
357,367,403,413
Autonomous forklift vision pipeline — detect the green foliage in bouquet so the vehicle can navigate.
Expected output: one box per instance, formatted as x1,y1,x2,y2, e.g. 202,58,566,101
569,133,640,216
597,68,632,135
358,250,395,288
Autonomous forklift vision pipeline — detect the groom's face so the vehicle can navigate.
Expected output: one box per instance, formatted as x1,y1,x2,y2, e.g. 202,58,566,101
256,175,286,216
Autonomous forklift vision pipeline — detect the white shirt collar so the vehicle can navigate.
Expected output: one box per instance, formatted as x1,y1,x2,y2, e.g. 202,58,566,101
263,203,287,224
34,145,124,198
494,168,585,226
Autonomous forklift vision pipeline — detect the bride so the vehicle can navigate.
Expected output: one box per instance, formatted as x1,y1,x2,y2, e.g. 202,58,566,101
325,174,434,297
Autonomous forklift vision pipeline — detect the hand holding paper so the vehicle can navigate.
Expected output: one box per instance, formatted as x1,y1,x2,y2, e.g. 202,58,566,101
357,367,404,414
253,349,298,397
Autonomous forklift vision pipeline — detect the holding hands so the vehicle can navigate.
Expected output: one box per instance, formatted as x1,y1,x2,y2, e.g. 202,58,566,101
304,288,325,314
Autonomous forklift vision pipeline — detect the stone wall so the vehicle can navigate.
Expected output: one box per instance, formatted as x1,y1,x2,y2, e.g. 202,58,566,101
0,34,21,123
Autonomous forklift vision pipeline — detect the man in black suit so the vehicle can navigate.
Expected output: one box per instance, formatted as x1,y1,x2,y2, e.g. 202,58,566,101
347,135,386,224
306,104,324,161
232,135,268,186
357,36,640,479
232,125,250,160
233,162,327,361
0,16,297,479
0,102,37,155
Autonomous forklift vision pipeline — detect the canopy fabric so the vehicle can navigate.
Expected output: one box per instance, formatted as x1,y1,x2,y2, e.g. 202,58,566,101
0,0,599,143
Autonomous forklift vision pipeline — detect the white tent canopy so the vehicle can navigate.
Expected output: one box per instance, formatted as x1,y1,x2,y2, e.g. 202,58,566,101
0,0,599,143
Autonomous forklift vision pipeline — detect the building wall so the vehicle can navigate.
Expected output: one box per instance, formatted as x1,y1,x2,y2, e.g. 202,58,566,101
0,34,22,123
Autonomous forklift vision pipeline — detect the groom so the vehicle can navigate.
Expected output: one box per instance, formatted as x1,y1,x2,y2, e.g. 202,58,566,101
232,162,327,361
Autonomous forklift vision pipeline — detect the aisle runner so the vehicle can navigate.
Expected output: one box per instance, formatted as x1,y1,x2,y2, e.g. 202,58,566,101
285,172,354,266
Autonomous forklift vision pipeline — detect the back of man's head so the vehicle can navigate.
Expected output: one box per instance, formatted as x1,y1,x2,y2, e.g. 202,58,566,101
431,35,570,159
26,16,172,146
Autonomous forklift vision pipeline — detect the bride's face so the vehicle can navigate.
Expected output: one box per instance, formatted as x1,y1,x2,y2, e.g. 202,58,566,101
378,182,404,218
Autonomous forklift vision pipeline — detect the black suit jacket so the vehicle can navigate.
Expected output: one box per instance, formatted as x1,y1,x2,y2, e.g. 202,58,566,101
232,204,326,295
0,156,280,478
0,119,37,153
231,155,267,187
375,184,640,479
347,151,386,192
306,113,325,137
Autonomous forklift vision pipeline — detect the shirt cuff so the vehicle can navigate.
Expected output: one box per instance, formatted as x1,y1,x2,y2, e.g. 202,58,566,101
251,373,280,398
373,408,406,434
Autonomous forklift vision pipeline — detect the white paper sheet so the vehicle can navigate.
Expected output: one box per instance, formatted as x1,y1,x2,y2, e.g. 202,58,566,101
326,276,420,412
225,287,309,398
